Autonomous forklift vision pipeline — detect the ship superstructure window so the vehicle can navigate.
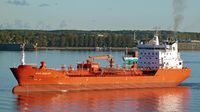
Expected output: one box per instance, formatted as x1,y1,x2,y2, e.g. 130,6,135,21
179,62,182,65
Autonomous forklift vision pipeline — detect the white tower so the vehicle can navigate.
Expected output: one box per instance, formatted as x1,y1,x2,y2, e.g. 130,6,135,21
21,43,25,65
154,35,159,45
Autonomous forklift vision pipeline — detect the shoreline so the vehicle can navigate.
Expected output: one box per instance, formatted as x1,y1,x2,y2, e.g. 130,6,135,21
36,42,200,51
37,47,137,51
37,46,200,51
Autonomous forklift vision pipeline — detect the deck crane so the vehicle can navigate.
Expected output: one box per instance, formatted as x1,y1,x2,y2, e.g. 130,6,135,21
88,55,115,68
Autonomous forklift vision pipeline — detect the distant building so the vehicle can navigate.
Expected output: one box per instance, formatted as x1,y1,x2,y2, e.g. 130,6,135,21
97,34,104,37
191,40,200,43
177,38,191,43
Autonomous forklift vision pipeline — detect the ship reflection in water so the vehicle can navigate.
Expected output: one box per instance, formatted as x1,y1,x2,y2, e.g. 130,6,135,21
15,87,190,112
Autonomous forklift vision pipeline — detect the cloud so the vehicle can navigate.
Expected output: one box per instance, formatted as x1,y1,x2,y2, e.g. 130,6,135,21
0,23,12,29
0,20,32,29
38,3,50,7
6,0,29,6
59,20,68,29
0,20,52,30
14,19,23,28
36,21,51,30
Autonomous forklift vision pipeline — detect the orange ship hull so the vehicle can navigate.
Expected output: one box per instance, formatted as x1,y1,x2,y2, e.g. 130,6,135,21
10,64,191,92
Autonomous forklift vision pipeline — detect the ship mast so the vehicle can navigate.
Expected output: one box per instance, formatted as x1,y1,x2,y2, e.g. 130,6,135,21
21,43,25,65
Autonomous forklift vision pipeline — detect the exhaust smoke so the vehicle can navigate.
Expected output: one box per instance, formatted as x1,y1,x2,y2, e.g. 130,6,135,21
173,0,186,38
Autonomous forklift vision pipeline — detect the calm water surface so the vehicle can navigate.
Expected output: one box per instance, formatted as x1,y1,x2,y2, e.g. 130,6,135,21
0,50,200,112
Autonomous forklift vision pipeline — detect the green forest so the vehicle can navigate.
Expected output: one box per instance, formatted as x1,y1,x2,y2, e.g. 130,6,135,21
0,30,199,47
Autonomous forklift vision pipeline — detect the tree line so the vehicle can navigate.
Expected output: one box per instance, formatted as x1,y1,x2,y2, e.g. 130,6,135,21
0,30,199,47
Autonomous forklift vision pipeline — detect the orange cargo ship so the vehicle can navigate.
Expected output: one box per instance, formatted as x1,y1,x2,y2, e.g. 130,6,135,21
10,34,191,92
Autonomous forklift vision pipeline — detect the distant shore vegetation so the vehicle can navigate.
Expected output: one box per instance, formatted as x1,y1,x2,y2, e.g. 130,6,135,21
0,30,199,47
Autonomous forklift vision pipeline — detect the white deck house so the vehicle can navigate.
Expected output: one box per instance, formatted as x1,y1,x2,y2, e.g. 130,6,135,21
137,35,183,70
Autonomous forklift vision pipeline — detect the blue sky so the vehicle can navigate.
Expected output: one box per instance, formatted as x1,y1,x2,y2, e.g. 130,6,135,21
0,0,199,32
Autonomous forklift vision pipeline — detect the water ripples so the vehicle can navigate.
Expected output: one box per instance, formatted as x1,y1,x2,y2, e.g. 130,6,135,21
1,86,198,112
1,87,190,112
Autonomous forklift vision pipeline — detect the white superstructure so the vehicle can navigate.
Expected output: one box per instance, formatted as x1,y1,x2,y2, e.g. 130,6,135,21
137,34,183,70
